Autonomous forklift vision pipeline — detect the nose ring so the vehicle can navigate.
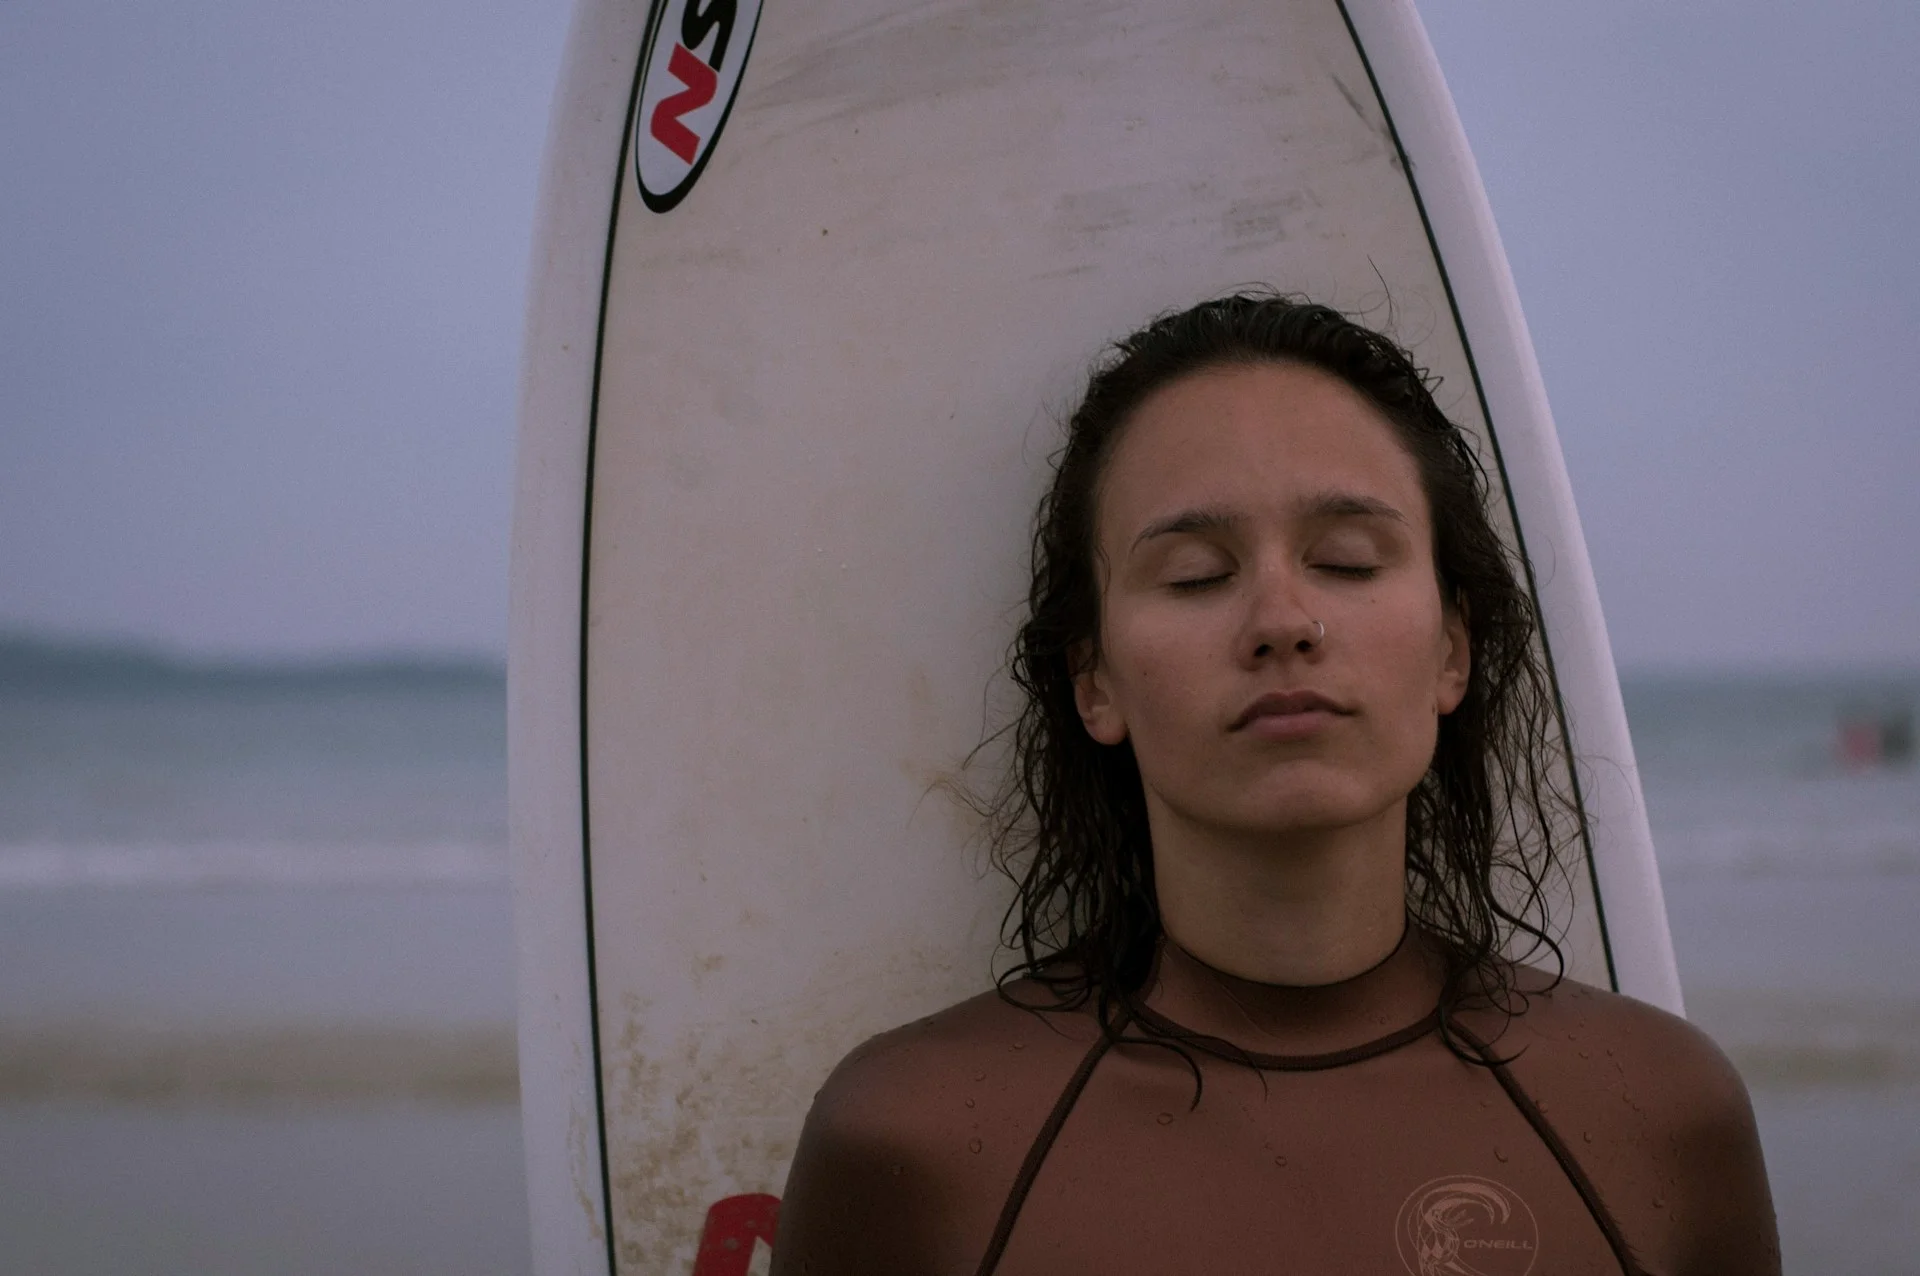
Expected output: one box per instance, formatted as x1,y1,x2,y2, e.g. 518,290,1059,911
1265,619,1327,658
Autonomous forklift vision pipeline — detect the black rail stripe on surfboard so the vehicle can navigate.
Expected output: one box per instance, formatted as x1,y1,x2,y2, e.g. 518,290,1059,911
1333,0,1619,991
579,6,669,1273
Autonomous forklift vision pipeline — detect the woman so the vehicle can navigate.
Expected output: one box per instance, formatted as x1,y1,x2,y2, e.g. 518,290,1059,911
771,294,1778,1275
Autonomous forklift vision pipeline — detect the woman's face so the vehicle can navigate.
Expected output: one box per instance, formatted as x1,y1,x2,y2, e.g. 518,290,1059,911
1073,360,1471,841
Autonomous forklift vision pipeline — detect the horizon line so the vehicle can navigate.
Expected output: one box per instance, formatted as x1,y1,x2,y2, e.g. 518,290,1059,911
0,629,504,677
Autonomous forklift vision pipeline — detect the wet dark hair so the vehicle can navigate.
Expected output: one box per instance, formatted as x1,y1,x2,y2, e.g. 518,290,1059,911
961,290,1581,1072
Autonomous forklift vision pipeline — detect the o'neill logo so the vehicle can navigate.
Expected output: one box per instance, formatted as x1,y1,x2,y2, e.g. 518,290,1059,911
1394,1175,1539,1276
633,0,765,212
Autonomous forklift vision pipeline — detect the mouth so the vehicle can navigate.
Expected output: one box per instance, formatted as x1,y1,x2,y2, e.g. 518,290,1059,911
1230,690,1353,732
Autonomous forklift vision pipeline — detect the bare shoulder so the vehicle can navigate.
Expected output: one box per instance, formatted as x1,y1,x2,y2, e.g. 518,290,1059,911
801,977,1103,1150
1489,964,1751,1113
1458,964,1781,1276
771,981,1100,1276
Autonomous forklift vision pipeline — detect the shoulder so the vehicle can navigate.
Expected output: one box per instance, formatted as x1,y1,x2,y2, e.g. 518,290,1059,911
1473,962,1752,1117
802,977,1103,1149
1457,963,1780,1276
771,981,1102,1276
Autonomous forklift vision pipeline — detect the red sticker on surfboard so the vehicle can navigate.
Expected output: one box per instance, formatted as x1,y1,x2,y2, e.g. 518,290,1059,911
690,1194,780,1275
634,0,767,212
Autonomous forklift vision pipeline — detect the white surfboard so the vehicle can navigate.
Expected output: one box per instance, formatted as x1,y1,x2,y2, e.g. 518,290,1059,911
509,2,1680,1272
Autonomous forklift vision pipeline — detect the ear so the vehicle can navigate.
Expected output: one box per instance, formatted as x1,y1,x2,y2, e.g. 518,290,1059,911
1435,595,1471,716
1070,638,1129,746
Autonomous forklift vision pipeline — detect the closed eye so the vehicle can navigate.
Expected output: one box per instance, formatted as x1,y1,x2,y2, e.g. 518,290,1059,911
1167,574,1230,594
1315,564,1379,580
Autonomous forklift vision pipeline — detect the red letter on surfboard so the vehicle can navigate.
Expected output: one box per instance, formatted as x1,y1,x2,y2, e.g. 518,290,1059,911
690,1193,779,1276
650,43,718,164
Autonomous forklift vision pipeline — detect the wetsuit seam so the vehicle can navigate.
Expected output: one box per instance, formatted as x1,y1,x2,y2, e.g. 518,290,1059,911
1451,1019,1650,1276
973,1008,1131,1276
1130,1004,1441,1071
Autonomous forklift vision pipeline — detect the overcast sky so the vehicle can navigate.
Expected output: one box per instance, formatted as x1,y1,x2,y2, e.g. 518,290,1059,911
2,1,1915,670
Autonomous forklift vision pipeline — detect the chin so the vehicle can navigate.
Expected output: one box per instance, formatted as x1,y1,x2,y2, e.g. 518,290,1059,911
1219,771,1400,835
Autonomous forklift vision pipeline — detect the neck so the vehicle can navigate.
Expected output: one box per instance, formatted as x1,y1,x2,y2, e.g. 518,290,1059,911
1147,792,1410,985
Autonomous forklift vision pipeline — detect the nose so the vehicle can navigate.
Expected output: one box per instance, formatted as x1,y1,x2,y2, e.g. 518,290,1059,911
1243,564,1323,661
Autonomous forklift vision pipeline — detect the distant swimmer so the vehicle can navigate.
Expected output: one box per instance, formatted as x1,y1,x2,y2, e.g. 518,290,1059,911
1838,705,1913,768
772,294,1780,1276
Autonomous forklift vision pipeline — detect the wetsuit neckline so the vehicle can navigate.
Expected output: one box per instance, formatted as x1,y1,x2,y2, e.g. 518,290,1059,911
1136,916,1446,1067
1130,1000,1441,1070
1162,910,1413,991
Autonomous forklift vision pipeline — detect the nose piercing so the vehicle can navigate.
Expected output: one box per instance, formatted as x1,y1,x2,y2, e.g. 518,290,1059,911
1308,619,1325,646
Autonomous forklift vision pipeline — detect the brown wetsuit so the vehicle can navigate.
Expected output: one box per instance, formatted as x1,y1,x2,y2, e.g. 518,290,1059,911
772,923,1779,1275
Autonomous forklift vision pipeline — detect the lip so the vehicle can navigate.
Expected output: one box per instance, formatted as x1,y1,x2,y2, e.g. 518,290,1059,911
1230,690,1353,732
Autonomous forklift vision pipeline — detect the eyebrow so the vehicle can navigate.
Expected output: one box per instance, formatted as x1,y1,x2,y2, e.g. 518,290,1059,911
1130,491,1408,553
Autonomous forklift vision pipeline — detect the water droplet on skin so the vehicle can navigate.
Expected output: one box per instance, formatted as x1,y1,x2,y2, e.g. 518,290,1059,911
1494,1147,1509,1163
968,1138,983,1154
1478,1097,1492,1108
1011,1041,1025,1050
887,1164,904,1177
1652,1194,1665,1209
964,1098,976,1108
973,1071,986,1082
1274,1155,1288,1167
1579,1049,1590,1059
1156,1112,1174,1125
1582,1130,1593,1143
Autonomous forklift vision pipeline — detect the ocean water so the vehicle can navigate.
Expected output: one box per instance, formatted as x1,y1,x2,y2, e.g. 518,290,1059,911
1626,673,1920,1276
0,657,1915,1274
0,672,507,885
0,660,526,1276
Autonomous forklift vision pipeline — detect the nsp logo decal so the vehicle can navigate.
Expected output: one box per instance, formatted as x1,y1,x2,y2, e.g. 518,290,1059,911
633,0,765,212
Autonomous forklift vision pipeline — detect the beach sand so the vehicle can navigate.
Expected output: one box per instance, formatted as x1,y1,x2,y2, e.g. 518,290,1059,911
0,1100,530,1276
